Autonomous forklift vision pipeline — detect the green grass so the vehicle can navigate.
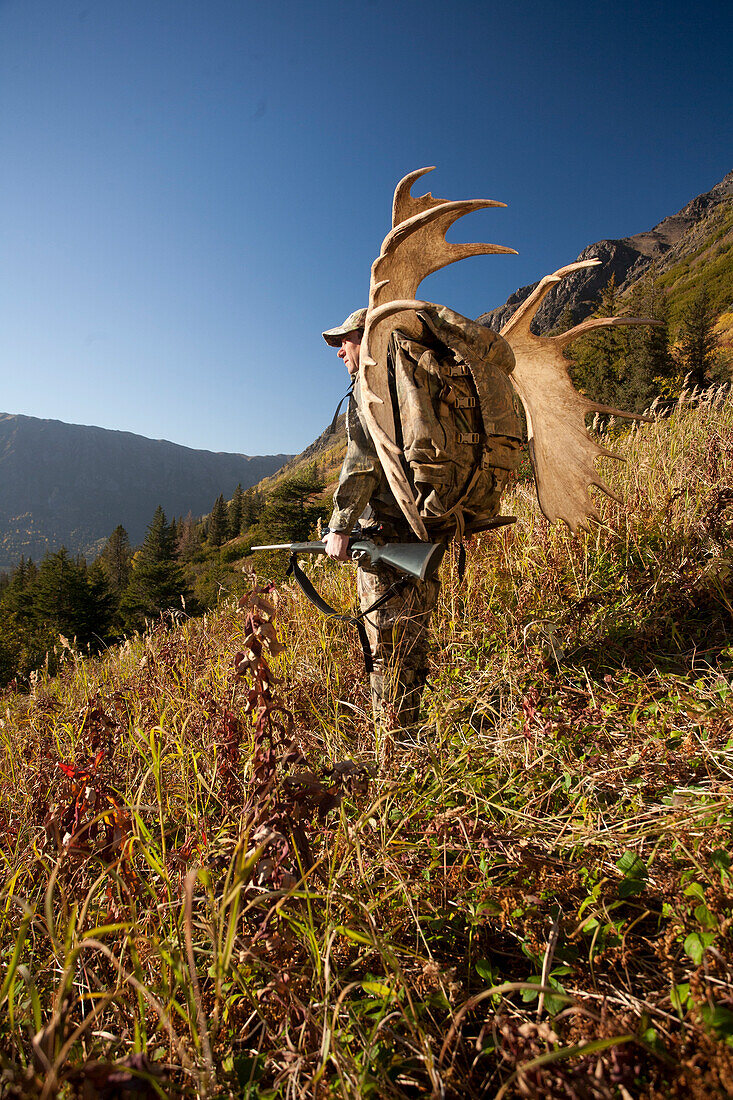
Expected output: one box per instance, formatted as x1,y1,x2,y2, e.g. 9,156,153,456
1,390,733,1097
658,206,733,329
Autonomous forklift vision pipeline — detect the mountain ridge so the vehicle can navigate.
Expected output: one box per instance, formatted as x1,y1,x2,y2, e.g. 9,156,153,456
478,169,733,334
0,412,291,571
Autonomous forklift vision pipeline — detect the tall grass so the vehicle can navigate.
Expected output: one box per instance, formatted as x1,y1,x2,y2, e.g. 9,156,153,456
1,391,732,1097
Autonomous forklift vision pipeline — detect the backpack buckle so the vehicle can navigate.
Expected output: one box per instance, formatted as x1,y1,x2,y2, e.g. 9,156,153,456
447,362,468,376
453,396,476,409
458,432,481,445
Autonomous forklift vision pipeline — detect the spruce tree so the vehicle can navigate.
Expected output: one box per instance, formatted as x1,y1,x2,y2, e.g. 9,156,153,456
121,506,189,629
569,277,626,407
677,288,719,389
81,561,117,643
228,484,244,538
260,465,327,541
241,488,264,530
1,558,36,623
616,274,675,411
31,548,89,639
207,494,228,548
100,525,132,595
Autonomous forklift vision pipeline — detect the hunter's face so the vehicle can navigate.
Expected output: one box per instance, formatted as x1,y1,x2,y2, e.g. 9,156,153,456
337,331,362,377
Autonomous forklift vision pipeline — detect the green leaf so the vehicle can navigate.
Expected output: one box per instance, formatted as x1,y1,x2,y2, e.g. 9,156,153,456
709,848,731,882
361,981,394,999
544,991,567,1015
700,1004,733,1043
335,926,373,946
693,903,718,931
683,931,716,965
476,959,495,982
619,876,646,898
616,850,647,896
521,976,541,1003
671,982,690,1013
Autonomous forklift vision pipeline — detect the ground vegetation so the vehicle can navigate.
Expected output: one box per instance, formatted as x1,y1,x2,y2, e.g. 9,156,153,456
1,391,732,1096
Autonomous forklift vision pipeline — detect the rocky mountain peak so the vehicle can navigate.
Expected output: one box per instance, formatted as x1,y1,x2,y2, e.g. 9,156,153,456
477,169,733,335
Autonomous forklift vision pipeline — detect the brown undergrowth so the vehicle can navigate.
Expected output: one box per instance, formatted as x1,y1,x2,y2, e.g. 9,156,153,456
1,389,732,1097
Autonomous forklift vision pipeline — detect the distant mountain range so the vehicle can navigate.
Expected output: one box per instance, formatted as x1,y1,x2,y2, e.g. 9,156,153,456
0,414,290,571
478,169,733,335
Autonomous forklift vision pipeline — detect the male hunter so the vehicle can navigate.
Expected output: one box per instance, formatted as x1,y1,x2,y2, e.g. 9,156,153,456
322,308,441,739
318,171,658,741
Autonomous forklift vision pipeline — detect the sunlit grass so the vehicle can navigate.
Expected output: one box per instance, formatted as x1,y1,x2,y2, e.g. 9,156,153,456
1,390,733,1097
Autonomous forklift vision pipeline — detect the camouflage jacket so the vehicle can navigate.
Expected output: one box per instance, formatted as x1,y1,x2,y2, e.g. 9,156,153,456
329,313,520,536
328,376,404,534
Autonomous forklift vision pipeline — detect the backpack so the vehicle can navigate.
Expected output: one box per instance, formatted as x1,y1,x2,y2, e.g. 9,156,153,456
386,305,523,539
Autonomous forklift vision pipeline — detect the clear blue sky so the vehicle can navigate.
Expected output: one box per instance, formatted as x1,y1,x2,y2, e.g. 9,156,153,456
1,0,731,456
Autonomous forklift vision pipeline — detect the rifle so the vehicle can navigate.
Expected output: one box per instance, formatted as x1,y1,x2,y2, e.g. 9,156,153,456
251,532,446,674
251,535,445,581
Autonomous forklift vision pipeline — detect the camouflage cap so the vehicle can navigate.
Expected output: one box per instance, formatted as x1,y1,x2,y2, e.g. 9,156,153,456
322,307,368,347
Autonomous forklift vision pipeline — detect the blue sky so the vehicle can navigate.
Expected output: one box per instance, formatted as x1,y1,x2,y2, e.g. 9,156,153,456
1,0,731,456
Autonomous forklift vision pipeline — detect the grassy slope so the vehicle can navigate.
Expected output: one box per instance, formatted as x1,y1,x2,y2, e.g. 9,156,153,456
657,204,733,333
623,201,733,350
1,393,733,1097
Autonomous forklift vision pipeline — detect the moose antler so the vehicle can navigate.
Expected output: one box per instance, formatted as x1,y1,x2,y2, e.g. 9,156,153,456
360,167,517,538
500,259,660,532
360,170,661,539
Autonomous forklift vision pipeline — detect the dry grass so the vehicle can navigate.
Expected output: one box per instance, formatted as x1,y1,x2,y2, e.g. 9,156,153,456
1,390,733,1098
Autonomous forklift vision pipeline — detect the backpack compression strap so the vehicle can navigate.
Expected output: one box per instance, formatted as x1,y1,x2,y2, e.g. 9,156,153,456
286,553,410,677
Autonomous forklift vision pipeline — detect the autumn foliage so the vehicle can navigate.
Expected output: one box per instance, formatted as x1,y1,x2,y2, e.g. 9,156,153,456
1,389,733,1097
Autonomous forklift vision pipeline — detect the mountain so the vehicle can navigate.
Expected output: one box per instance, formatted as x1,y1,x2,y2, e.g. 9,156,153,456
0,414,291,571
478,170,733,336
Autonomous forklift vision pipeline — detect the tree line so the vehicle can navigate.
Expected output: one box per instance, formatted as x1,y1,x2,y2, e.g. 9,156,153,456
564,276,728,412
0,465,327,687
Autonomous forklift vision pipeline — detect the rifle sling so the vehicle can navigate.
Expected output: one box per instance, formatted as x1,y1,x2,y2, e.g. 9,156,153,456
328,380,355,435
286,553,410,677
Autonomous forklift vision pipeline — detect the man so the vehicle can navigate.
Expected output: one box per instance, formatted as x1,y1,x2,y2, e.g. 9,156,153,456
322,309,441,743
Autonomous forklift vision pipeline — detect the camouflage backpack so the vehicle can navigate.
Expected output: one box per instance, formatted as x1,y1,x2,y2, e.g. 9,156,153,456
386,304,523,539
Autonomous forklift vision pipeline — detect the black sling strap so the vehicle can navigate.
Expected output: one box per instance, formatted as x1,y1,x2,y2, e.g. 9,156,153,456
328,380,355,435
286,553,410,676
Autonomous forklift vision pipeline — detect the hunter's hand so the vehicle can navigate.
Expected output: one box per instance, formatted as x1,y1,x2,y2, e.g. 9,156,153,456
324,531,350,561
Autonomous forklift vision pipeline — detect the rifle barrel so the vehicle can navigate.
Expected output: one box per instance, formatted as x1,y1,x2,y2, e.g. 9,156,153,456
251,544,294,550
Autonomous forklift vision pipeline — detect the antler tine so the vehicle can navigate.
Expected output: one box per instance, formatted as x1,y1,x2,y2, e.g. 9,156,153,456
372,199,516,311
364,298,432,332
392,166,437,226
501,260,601,341
501,258,663,532
554,315,664,349
392,166,509,228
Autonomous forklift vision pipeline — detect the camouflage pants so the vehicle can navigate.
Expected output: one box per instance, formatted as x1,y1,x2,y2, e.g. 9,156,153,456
357,559,440,733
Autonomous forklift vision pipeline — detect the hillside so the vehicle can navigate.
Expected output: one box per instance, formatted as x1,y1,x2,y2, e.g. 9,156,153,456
252,414,348,512
1,392,732,1096
0,413,291,571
